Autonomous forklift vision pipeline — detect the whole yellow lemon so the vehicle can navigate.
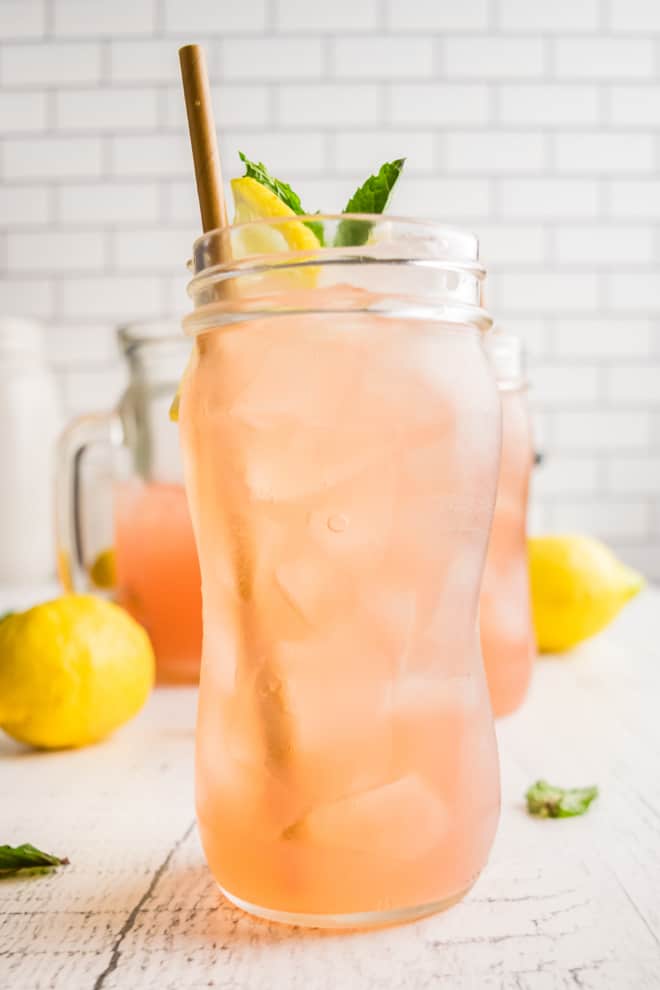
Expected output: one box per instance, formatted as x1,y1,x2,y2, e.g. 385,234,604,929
529,534,644,653
0,595,154,749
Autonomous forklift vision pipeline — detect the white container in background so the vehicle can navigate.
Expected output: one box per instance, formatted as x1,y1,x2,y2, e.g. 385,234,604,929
0,317,61,585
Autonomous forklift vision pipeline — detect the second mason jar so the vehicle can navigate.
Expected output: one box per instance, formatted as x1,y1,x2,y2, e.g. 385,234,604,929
480,332,536,717
178,216,502,928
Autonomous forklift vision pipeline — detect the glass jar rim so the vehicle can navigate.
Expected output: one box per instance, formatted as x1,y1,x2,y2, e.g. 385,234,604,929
184,216,490,337
189,214,484,283
193,214,479,251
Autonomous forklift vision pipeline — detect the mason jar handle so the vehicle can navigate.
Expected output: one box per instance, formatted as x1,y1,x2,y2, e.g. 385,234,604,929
56,411,125,592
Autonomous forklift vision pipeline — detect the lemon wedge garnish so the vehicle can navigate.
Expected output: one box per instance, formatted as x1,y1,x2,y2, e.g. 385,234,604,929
170,177,322,421
231,176,322,255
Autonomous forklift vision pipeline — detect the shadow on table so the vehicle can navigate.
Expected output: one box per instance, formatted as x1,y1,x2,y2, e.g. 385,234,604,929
127,861,384,949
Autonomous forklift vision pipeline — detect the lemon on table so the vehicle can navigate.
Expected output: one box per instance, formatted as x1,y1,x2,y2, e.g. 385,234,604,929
0,595,154,749
529,535,644,653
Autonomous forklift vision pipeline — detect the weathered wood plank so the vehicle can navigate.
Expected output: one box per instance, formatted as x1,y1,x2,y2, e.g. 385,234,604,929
1,592,659,988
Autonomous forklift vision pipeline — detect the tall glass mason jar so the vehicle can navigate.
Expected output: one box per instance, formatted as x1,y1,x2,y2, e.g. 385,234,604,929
178,216,502,928
480,333,535,717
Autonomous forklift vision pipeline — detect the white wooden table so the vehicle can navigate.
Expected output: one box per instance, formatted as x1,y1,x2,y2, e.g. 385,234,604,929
1,586,659,990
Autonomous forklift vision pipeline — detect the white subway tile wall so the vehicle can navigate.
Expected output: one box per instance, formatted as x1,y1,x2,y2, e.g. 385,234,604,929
0,0,659,575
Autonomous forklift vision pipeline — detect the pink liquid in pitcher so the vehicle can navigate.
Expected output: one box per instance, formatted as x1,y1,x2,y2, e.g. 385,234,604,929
114,480,202,682
480,376,535,717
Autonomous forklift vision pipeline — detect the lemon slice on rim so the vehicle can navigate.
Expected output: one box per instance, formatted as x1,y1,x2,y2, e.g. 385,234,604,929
170,177,322,421
231,176,322,255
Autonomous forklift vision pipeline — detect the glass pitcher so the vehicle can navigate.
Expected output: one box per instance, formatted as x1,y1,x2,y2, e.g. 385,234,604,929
480,333,536,717
178,216,502,928
56,321,202,683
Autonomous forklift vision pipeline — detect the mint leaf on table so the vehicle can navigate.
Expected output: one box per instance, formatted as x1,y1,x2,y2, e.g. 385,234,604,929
525,780,599,819
334,158,406,248
238,151,324,245
0,843,69,878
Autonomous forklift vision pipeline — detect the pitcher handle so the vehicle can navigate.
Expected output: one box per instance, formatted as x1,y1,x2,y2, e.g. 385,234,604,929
55,411,125,592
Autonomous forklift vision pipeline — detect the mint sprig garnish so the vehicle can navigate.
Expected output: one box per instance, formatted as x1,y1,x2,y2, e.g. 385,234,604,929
0,843,69,878
237,153,406,250
238,152,324,245
525,780,599,818
334,158,406,247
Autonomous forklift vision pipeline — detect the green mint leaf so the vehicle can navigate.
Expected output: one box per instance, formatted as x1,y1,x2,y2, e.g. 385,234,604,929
0,843,69,877
239,151,303,212
334,158,406,248
238,151,324,245
0,611,13,622
525,780,599,819
303,215,325,248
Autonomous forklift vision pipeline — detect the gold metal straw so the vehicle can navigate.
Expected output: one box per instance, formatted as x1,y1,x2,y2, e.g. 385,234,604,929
178,44,291,773
178,44,227,235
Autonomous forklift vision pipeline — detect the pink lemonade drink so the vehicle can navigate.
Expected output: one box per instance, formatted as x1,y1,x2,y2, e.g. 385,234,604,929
480,335,535,717
114,479,202,683
179,218,502,927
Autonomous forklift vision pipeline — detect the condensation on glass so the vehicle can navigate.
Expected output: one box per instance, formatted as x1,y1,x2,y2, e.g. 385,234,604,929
179,216,502,928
